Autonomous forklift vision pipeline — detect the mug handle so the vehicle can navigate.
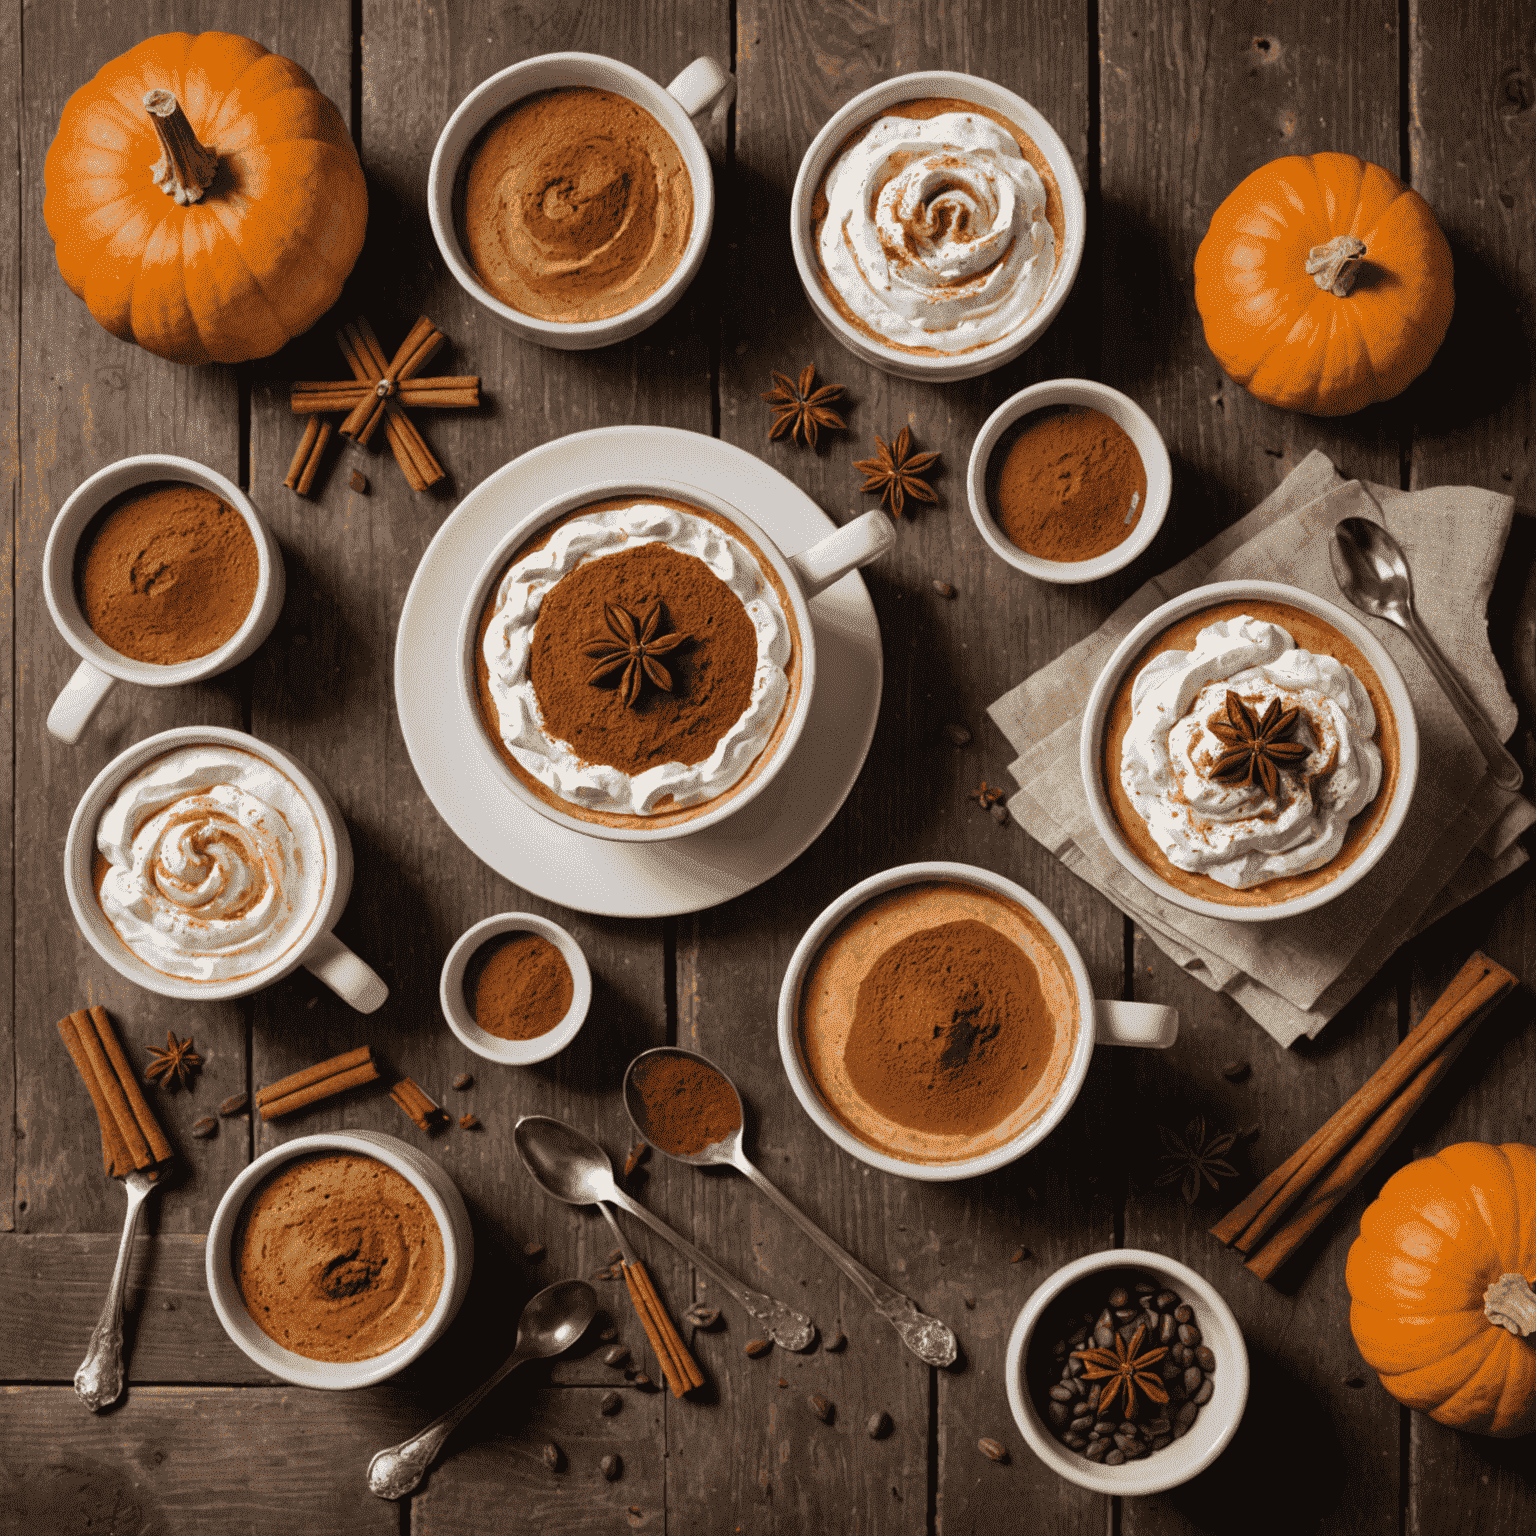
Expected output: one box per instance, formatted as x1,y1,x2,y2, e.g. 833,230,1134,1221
48,661,116,745
666,57,735,131
787,510,896,600
303,931,390,1014
1094,1001,1179,1049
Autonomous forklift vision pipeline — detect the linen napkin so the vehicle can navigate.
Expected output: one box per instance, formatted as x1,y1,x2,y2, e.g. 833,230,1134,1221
988,450,1535,1046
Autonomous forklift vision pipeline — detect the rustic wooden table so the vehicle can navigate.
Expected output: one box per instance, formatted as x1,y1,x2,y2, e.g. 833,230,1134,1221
4,1,1534,1531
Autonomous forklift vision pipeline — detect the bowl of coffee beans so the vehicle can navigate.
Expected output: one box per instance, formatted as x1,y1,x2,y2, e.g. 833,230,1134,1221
1005,1249,1248,1495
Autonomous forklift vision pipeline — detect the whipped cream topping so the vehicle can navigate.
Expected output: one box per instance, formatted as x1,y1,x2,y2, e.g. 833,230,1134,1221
481,503,791,815
817,109,1056,353
96,745,326,981
1118,615,1384,889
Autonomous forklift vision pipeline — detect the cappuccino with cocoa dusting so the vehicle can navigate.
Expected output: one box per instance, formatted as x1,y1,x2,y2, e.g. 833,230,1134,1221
460,86,693,323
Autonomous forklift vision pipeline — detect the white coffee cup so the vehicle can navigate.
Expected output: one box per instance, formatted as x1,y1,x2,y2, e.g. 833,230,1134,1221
43,455,285,745
777,862,1177,1182
789,70,1086,383
428,52,734,351
206,1131,473,1390
64,725,389,1012
456,478,894,843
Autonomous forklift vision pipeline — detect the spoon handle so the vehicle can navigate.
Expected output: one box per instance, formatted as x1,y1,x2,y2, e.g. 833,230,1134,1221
604,1186,816,1351
1396,607,1524,792
732,1155,957,1367
366,1349,530,1499
75,1172,156,1412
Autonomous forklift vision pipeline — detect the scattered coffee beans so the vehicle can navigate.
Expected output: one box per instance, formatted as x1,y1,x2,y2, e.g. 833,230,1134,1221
868,1410,892,1439
1221,1061,1250,1083
218,1093,248,1116
943,723,972,747
600,1454,622,1482
604,1346,630,1368
190,1116,218,1139
808,1394,834,1424
685,1304,721,1329
599,1391,622,1416
541,1441,562,1472
524,1242,546,1260
978,1437,1009,1463
933,580,956,598
452,1073,474,1090
597,1323,617,1342
634,1373,652,1389
745,1338,771,1357
825,1332,847,1352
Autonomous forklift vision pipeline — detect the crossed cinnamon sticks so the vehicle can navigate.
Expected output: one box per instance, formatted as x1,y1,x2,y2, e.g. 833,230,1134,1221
1211,952,1519,1281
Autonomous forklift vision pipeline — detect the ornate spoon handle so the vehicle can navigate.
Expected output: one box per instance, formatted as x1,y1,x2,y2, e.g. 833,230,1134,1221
75,1171,156,1412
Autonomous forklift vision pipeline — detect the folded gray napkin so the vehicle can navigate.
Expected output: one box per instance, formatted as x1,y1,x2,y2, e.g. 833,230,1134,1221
988,450,1535,1046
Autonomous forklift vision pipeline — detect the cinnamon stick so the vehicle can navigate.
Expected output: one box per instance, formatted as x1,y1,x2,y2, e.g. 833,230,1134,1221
256,1045,379,1121
291,378,479,413
623,1258,705,1397
390,1076,448,1132
57,1007,172,1176
336,320,445,489
283,415,331,496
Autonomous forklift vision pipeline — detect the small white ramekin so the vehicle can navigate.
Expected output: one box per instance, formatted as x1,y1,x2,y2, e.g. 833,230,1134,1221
1006,1249,1249,1496
789,70,1086,383
440,913,593,1066
1079,579,1420,923
205,1131,473,1390
967,379,1172,583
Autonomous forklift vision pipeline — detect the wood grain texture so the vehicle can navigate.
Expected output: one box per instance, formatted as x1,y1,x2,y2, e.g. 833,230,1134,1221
0,0,16,1235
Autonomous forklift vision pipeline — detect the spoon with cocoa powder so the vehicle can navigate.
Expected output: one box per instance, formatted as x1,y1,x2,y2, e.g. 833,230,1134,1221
623,1047,959,1368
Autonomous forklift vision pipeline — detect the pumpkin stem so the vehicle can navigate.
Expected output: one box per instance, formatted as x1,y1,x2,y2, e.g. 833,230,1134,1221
1483,1272,1536,1336
144,90,218,206
1305,235,1367,297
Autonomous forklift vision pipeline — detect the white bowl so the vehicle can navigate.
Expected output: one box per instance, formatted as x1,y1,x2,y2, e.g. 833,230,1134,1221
1078,579,1420,923
789,70,1086,382
967,380,1172,583
1006,1249,1249,1495
205,1131,473,1389
440,913,593,1065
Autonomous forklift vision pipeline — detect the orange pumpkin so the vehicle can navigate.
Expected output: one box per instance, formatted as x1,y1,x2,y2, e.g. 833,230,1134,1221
43,32,367,365
1193,152,1453,416
1346,1142,1536,1437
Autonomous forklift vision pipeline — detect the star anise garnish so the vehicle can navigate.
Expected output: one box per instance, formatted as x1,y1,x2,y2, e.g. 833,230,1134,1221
1206,689,1309,797
761,365,847,449
1072,1324,1169,1421
853,426,941,518
582,603,690,709
144,1031,201,1091
1155,1118,1239,1205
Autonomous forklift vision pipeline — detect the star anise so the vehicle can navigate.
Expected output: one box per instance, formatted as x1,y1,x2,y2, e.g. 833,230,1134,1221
1155,1118,1239,1205
1206,689,1309,797
582,603,690,708
144,1031,201,1091
1072,1324,1169,1421
761,364,847,449
853,426,940,518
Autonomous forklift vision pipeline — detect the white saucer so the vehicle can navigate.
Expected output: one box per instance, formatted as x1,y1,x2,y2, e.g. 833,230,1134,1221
395,426,883,917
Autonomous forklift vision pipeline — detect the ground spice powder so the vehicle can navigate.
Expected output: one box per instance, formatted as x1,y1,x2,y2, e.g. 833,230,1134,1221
987,405,1148,563
75,482,259,664
467,932,574,1040
629,1053,742,1156
842,919,1055,1136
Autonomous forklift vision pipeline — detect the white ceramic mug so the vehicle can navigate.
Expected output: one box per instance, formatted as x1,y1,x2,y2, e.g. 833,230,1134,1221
457,477,894,843
428,52,734,350
43,455,285,745
777,862,1177,1182
967,379,1173,584
789,70,1086,383
205,1131,474,1390
1079,579,1420,923
64,725,389,1012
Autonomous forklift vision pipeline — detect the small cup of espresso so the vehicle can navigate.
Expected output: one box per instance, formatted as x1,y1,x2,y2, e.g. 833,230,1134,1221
42,454,285,745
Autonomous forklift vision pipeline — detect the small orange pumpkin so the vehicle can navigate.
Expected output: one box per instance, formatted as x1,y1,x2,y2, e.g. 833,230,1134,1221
1193,152,1453,416
1346,1141,1536,1437
44,32,367,365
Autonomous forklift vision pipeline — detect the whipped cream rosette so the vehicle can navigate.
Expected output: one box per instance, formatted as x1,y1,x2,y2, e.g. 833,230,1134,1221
1119,615,1383,889
817,110,1056,353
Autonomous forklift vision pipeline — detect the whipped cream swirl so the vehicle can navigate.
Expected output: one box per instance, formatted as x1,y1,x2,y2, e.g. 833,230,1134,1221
1119,615,1383,889
817,110,1056,353
482,504,791,815
96,745,326,981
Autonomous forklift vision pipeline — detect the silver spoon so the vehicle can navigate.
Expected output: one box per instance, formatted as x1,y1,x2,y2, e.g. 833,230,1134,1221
624,1047,958,1368
366,1279,597,1500
75,1168,159,1412
514,1115,815,1351
1331,516,1523,791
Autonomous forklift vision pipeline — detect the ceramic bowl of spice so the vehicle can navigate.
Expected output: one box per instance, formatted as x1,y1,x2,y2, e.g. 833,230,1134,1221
440,913,593,1065
1006,1249,1248,1495
966,379,1171,583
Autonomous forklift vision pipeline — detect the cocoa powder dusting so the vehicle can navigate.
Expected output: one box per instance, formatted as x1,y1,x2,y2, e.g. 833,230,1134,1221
76,482,259,664
630,1054,742,1157
842,919,1055,1137
467,932,574,1040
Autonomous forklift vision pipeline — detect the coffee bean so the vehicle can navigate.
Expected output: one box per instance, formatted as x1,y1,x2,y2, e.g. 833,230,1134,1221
218,1093,248,1116
190,1116,217,1139
1158,1312,1177,1346
1222,1060,1250,1083
1085,1439,1108,1462
1096,1307,1114,1329
1119,1323,1142,1345
825,1331,847,1352
1193,1378,1214,1405
634,1374,652,1389
978,1437,1008,1463
944,723,972,747
603,1345,630,1369
541,1441,562,1472
1047,1401,1070,1427
745,1338,771,1357
1155,1291,1178,1311
808,1394,834,1424
1107,1287,1129,1308
990,803,1009,825
1174,1304,1194,1323
1172,1344,1191,1366
1066,1356,1085,1377
933,580,956,599
1174,1401,1199,1433
867,1410,892,1439
1134,1278,1157,1295
1150,1433,1172,1451
1167,1380,1188,1403
1179,1323,1202,1346
1183,1366,1203,1395
1092,1419,1116,1436
1124,1440,1148,1459
1093,1324,1114,1348
1105,1449,1125,1466
1145,1416,1171,1436
1070,1399,1092,1419
452,1072,474,1090
600,1391,622,1416
600,1454,622,1482
1063,1432,1088,1450
1141,1309,1161,1335
597,1323,617,1342
1195,1346,1216,1372
524,1242,546,1261
1048,1384,1075,1404
1113,1307,1138,1323
1067,1326,1088,1347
